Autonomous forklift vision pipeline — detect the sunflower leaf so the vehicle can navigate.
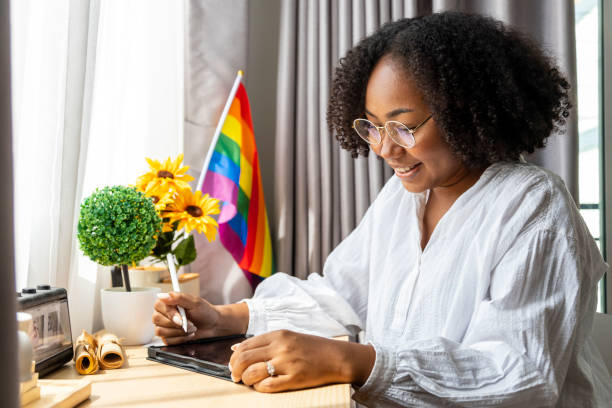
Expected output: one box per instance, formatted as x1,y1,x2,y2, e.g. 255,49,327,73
174,235,196,266
151,230,174,257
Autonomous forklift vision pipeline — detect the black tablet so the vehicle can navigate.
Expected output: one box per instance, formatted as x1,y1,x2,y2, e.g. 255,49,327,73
147,334,248,381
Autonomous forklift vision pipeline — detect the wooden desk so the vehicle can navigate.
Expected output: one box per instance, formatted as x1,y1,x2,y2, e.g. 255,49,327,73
47,345,352,407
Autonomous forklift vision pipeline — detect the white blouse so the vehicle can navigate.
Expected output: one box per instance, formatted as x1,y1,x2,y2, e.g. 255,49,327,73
243,162,612,407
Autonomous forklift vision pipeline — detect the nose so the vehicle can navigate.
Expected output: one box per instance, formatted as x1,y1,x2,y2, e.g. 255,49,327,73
378,129,403,160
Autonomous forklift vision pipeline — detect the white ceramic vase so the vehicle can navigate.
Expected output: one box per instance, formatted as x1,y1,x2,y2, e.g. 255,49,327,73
100,287,161,345
128,265,200,296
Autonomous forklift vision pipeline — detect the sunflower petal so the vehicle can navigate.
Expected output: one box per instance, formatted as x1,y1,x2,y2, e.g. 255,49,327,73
175,153,184,165
177,165,190,174
146,157,161,170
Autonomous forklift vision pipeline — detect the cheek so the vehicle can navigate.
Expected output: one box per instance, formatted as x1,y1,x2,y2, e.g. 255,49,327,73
416,133,458,167
411,144,465,187
370,144,381,157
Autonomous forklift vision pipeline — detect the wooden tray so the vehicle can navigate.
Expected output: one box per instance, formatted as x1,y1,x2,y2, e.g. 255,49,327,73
25,379,91,408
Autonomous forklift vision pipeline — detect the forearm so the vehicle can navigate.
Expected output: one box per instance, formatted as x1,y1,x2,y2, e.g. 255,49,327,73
213,302,250,336
335,339,376,386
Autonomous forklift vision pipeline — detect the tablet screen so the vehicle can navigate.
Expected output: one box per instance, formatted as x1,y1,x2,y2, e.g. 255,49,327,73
160,335,244,365
147,335,248,380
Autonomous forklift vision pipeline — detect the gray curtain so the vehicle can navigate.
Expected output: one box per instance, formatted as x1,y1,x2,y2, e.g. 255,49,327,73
275,0,578,278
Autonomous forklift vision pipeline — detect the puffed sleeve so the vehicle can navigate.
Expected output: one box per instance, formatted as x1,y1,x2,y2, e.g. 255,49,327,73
242,202,373,338
353,228,606,406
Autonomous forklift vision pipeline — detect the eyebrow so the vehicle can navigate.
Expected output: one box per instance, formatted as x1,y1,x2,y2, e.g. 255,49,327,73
364,107,415,120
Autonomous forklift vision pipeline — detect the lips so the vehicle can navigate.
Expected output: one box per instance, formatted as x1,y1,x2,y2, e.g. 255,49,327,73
391,162,422,178
392,162,420,172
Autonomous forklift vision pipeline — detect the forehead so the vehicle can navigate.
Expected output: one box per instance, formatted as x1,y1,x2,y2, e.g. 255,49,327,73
364,57,425,116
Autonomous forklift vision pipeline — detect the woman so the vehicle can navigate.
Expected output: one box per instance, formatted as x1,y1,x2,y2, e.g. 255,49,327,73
153,12,612,406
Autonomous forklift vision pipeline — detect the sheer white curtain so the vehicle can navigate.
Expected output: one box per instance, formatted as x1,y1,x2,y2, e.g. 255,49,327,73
11,0,74,291
71,0,184,333
11,0,184,335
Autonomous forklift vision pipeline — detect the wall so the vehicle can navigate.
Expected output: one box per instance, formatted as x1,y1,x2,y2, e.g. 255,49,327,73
246,0,281,230
0,0,19,404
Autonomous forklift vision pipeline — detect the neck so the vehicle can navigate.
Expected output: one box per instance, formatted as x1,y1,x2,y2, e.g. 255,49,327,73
431,164,487,205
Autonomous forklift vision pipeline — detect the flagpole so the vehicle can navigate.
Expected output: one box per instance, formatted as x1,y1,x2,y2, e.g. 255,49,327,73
196,70,244,192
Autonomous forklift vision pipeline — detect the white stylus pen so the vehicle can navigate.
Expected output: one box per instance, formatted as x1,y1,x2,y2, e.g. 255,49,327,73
166,254,188,333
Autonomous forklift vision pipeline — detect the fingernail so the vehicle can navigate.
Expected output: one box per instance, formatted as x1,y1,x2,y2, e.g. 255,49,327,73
157,293,170,299
172,315,183,326
230,343,241,351
187,321,196,333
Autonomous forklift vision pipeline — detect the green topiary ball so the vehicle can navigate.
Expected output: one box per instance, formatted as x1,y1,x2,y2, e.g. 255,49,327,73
77,185,162,266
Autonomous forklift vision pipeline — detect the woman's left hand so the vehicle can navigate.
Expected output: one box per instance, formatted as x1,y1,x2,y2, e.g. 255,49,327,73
228,329,375,393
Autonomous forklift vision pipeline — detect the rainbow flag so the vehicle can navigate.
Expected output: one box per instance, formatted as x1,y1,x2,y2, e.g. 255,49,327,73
197,71,275,288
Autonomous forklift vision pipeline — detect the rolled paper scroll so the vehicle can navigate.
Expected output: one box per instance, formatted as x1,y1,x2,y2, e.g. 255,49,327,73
74,330,99,375
95,332,125,370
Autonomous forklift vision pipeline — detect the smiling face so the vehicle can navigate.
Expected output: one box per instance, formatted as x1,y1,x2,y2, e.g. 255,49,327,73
365,56,472,194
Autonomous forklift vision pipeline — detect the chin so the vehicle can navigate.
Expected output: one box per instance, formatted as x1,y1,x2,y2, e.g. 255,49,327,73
400,179,428,193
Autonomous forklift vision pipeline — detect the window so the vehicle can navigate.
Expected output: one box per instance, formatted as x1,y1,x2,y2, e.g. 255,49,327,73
575,0,605,312
602,0,612,313
10,0,183,291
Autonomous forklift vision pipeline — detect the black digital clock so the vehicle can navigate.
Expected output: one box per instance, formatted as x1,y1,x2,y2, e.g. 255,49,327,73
17,286,73,377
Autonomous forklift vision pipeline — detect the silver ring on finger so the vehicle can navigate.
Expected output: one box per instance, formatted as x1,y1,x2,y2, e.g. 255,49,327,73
266,361,276,377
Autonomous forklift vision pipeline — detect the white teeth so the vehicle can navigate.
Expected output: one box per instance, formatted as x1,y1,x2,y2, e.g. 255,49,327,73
396,163,420,172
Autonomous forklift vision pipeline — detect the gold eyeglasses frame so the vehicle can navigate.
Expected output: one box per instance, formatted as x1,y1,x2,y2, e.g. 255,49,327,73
352,114,432,148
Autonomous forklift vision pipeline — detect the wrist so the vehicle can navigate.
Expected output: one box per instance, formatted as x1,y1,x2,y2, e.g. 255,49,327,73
337,340,376,386
212,302,250,336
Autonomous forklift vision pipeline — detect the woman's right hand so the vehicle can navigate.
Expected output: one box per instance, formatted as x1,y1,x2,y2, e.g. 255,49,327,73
152,293,250,345
152,292,221,345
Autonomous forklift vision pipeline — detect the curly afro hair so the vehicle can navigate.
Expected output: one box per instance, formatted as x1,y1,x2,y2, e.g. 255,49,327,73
327,11,571,167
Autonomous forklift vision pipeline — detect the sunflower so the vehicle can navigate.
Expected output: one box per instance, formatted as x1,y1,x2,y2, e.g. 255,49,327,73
135,154,194,191
166,189,221,240
142,182,174,212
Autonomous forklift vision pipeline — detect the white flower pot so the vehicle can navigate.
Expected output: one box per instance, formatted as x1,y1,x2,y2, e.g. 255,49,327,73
100,287,161,346
128,266,200,296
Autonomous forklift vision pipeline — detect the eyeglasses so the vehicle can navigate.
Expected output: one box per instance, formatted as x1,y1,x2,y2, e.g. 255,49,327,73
352,115,432,148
